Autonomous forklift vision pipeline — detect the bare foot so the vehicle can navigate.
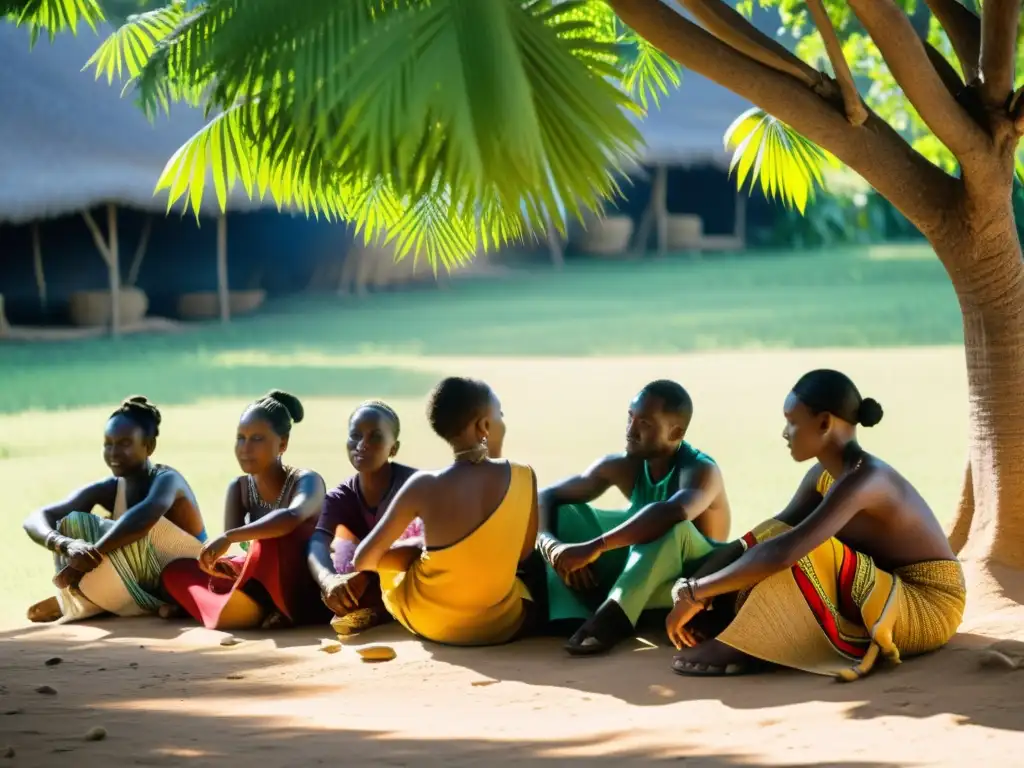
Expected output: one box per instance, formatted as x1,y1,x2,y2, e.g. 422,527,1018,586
158,604,184,620
260,611,293,630
27,597,61,624
671,639,761,676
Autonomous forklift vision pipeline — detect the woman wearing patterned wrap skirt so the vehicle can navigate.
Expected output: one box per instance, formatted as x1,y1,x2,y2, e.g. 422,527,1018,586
665,370,964,681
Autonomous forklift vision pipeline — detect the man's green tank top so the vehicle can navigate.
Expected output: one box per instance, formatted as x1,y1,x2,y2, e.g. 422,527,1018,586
628,441,714,511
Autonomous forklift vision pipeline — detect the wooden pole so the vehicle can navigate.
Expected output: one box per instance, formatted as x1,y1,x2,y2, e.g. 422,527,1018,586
217,215,230,323
631,164,669,257
734,189,747,245
82,207,121,335
544,210,565,270
653,164,669,257
126,216,153,287
0,293,9,337
30,222,47,312
107,204,121,336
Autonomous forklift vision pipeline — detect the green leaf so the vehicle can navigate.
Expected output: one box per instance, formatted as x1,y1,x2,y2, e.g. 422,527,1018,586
84,0,185,84
3,0,104,42
724,107,833,214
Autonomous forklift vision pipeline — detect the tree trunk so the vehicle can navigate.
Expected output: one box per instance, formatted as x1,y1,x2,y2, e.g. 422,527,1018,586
933,195,1024,621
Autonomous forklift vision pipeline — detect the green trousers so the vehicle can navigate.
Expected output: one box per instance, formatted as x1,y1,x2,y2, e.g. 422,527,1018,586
546,503,723,624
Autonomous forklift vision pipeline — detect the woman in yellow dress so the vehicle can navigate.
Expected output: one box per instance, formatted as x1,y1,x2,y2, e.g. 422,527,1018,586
353,377,540,646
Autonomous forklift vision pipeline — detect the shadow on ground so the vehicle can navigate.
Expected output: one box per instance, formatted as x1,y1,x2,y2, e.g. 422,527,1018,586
0,615,1018,767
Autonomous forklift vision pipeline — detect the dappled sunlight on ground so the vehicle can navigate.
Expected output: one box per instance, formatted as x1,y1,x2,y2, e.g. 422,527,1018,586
2,618,1022,766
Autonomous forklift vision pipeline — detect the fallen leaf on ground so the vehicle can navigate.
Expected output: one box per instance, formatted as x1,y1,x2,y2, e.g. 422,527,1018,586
357,645,396,663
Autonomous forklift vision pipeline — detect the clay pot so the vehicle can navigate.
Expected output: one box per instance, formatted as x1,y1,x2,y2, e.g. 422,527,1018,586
667,214,704,249
574,214,634,257
68,288,148,328
176,290,266,320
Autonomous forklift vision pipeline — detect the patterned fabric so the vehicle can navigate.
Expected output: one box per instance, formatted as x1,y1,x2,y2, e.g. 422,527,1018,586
57,511,165,613
717,521,966,681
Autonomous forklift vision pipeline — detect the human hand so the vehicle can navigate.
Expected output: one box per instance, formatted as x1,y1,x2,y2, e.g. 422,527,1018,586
198,535,233,577
321,572,369,615
53,565,85,590
539,535,599,592
555,540,603,575
65,539,103,574
665,595,706,650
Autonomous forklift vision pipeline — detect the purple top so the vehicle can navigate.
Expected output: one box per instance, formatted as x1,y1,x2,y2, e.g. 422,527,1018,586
316,463,421,574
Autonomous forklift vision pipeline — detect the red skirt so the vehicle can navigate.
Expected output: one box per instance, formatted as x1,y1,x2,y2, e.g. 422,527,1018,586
161,520,330,628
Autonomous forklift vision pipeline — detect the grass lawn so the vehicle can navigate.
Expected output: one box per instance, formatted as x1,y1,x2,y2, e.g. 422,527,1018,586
0,243,968,623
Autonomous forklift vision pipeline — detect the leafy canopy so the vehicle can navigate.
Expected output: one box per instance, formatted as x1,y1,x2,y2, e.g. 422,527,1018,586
3,0,1007,264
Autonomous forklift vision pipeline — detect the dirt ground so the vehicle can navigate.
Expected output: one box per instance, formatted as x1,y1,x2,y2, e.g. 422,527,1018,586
2,598,1024,767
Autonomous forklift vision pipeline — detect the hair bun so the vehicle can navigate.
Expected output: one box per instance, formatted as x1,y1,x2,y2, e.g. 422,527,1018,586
264,389,304,424
858,397,883,428
123,395,161,426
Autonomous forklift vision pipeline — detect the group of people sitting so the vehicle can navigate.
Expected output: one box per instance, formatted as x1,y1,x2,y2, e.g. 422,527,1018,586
22,369,967,681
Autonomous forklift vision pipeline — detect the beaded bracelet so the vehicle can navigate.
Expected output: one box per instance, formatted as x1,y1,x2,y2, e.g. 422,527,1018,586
45,531,69,555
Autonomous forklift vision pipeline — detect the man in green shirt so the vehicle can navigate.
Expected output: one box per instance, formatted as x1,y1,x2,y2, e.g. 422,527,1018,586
538,380,732,655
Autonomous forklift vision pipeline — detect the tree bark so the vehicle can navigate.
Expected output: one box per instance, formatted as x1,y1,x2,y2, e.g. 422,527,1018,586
933,194,1024,571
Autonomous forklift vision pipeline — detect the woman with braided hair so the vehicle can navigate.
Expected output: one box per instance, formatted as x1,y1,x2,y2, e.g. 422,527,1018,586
161,390,332,630
307,401,422,635
23,396,207,623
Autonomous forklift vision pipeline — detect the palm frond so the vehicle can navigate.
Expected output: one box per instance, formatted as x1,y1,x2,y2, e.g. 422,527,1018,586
724,107,835,214
619,32,681,110
12,0,656,268
85,0,185,85
148,0,644,266
2,0,103,44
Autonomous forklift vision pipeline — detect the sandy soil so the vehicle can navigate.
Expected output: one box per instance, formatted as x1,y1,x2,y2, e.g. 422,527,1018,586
3,603,1024,768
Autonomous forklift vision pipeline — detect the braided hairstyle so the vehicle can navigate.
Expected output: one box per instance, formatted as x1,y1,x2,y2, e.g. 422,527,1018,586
243,390,305,437
110,395,162,439
352,400,401,439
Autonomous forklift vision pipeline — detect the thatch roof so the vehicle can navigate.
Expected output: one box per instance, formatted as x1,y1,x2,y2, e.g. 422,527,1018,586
0,21,274,224
628,4,786,168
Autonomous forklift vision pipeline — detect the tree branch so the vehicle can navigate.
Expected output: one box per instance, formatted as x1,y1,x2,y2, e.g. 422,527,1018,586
674,0,827,91
979,0,1021,106
924,41,966,100
848,0,989,162
805,0,867,125
607,0,961,233
924,0,981,82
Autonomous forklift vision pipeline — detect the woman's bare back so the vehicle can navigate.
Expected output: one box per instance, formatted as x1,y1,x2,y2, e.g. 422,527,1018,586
834,458,955,570
417,460,512,549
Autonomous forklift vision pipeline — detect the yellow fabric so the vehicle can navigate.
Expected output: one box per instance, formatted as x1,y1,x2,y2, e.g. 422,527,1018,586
816,468,835,496
380,462,533,646
719,521,965,681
